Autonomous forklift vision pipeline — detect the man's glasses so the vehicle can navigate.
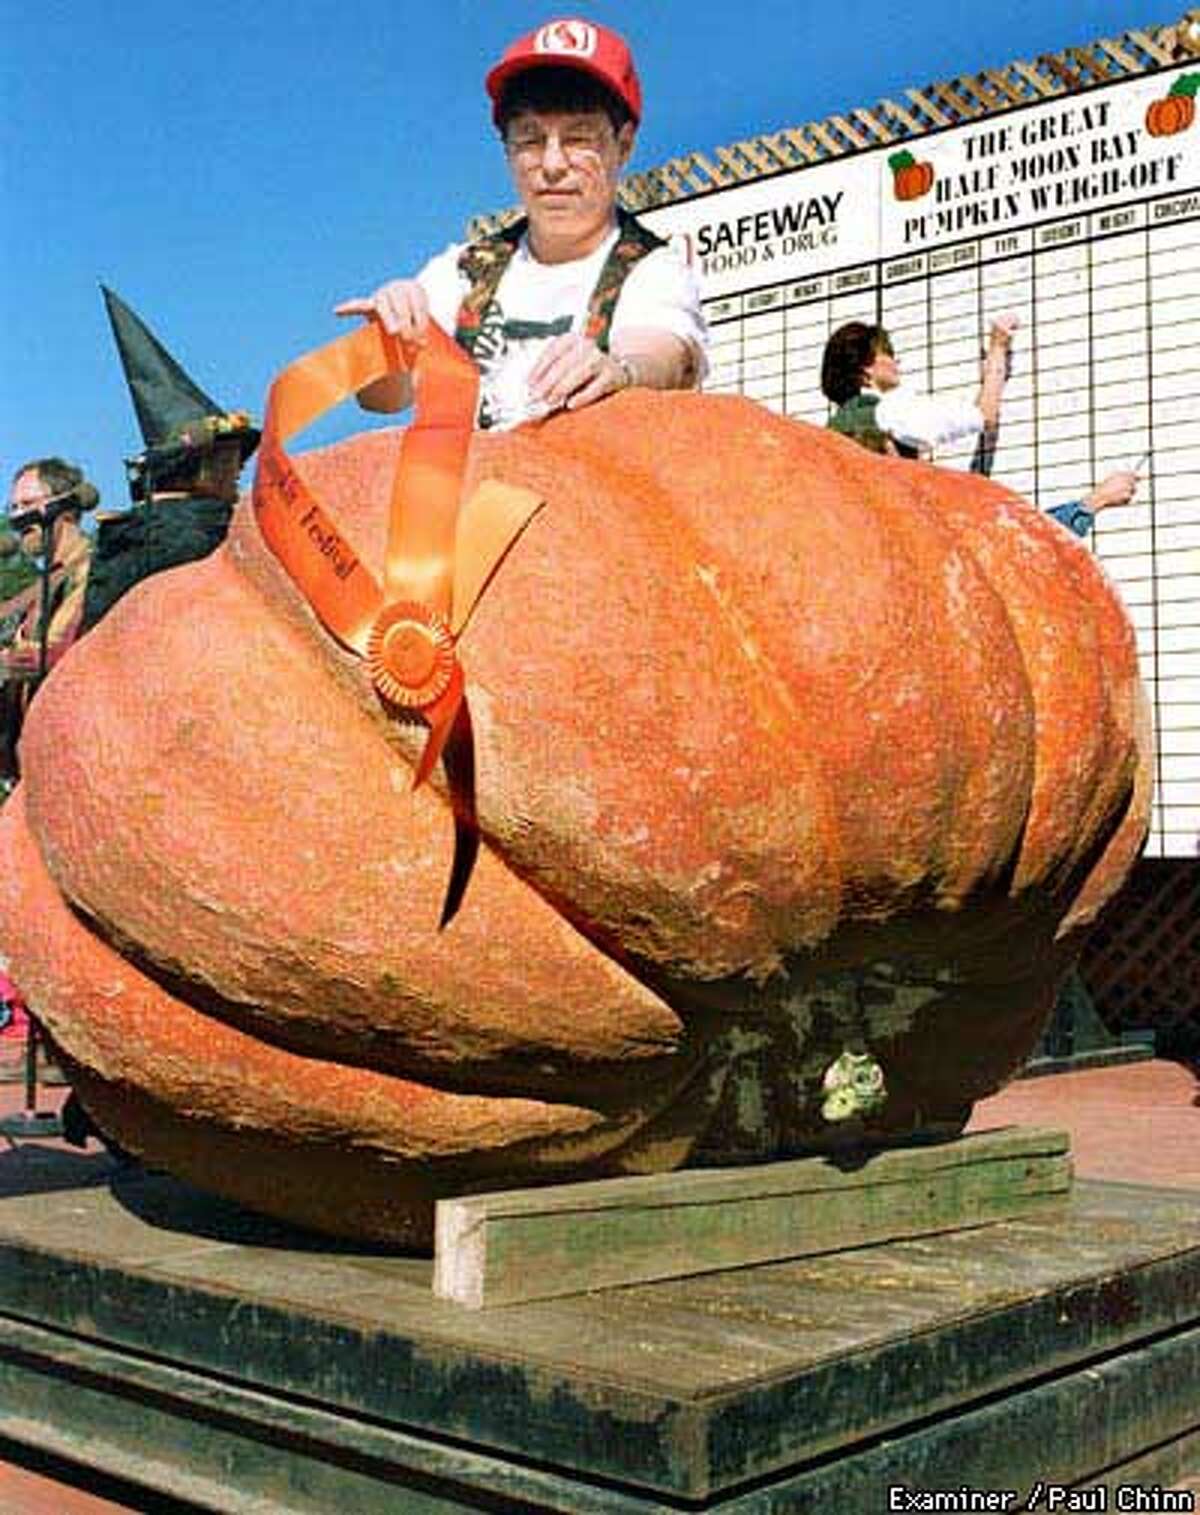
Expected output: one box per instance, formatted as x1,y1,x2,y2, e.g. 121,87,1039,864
505,124,613,163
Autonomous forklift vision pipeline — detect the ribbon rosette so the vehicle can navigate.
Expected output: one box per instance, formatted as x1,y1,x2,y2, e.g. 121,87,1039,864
252,318,542,910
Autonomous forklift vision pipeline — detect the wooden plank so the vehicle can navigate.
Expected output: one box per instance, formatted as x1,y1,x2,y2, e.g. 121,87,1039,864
1039,51,1085,91
804,119,850,157
775,127,822,164
687,149,734,188
618,181,652,213
1009,59,1065,98
828,113,869,149
756,130,803,167
955,73,1003,112
929,79,981,122
731,133,784,174
1068,43,1119,81
1127,27,1177,65
711,143,764,184
903,87,953,126
433,1126,1072,1310
852,106,894,144
1098,37,1150,73
667,153,716,194
710,144,747,181
984,67,1035,106
877,96,927,135
651,161,690,199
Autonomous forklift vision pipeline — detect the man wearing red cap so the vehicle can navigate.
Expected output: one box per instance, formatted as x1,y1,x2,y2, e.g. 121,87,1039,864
337,18,707,430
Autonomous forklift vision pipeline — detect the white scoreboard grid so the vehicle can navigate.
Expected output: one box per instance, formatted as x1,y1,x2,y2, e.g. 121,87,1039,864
641,61,1200,860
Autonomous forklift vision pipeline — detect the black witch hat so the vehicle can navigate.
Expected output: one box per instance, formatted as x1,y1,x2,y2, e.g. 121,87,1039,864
101,285,259,501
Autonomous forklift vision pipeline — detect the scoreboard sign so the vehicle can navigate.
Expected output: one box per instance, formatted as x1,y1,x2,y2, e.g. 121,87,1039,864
642,63,1200,859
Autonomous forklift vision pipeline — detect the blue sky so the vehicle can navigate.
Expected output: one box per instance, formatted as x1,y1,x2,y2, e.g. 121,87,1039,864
1,1,1170,513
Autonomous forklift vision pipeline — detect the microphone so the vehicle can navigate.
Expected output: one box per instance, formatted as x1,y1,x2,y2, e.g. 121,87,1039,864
5,487,81,539
6,500,71,536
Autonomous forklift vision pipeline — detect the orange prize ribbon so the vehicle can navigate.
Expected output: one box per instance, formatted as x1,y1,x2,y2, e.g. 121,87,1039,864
253,319,542,794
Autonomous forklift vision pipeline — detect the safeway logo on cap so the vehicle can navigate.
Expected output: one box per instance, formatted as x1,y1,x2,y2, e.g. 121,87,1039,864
534,20,597,58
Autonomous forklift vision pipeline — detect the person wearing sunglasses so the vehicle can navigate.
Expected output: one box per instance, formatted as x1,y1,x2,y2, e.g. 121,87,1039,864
337,19,707,431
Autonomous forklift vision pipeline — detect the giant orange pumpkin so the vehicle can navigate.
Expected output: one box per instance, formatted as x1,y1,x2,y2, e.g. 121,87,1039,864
0,391,1150,1244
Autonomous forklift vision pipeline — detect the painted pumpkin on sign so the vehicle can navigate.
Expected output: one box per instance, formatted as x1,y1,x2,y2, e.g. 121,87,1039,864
1146,93,1196,135
1146,74,1200,135
0,391,1150,1245
890,150,935,200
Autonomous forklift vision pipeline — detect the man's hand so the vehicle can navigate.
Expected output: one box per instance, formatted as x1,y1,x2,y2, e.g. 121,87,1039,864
333,280,426,413
334,280,431,345
1084,469,1140,514
528,334,631,413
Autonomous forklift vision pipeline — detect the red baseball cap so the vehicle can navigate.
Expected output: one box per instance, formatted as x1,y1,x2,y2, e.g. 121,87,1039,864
485,19,642,126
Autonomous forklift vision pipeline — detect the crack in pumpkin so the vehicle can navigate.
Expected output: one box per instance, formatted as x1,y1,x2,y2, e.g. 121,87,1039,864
693,561,800,738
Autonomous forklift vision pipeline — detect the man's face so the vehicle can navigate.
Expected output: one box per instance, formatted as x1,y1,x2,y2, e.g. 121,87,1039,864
8,469,50,556
504,107,633,247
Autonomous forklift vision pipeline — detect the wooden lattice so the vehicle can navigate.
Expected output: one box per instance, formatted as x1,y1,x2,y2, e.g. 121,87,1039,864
470,16,1192,236
1079,860,1200,1041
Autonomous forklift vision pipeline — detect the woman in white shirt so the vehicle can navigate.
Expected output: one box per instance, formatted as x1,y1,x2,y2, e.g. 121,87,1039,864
822,316,1017,462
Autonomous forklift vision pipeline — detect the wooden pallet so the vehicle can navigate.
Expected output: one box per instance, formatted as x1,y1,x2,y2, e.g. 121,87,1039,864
0,1155,1196,1511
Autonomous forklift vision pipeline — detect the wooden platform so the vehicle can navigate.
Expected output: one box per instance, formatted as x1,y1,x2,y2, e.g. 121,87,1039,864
0,1138,1197,1510
434,1126,1071,1307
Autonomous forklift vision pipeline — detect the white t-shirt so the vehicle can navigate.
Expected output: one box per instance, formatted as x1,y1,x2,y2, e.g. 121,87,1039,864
417,224,709,430
871,385,985,456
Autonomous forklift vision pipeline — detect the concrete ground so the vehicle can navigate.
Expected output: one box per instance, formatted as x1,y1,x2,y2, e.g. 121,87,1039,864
0,1058,1197,1512
966,1054,1200,1189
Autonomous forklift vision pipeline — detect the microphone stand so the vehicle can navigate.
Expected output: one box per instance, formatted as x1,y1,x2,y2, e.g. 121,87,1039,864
0,510,66,1140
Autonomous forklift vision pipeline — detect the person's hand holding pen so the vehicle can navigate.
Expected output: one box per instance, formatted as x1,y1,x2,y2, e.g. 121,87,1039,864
978,312,1020,429
988,311,1020,351
1083,455,1147,516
